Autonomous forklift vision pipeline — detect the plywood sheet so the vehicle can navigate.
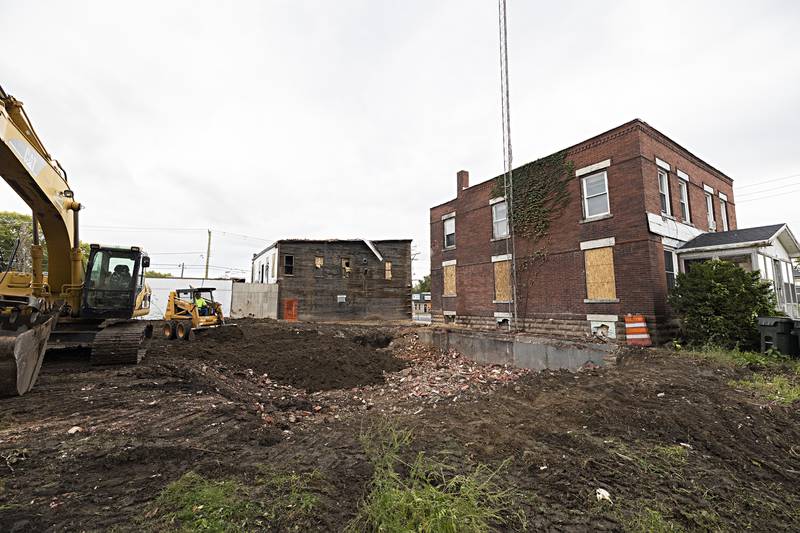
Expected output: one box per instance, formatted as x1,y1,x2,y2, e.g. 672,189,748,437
443,265,456,296
585,247,616,300
494,260,512,301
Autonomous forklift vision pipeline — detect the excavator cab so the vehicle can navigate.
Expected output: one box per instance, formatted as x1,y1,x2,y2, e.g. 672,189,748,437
81,245,150,319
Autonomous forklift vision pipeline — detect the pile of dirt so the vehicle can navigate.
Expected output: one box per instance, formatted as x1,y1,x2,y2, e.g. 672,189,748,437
154,320,406,392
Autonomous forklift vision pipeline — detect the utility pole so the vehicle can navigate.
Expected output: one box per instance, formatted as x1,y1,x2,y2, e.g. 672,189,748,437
204,229,211,279
180,262,185,278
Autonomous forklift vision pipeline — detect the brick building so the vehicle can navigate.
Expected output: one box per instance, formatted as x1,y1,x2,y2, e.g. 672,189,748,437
429,119,744,342
251,239,412,321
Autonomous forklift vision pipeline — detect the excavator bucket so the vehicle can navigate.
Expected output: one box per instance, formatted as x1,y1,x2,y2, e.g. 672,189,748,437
0,316,55,397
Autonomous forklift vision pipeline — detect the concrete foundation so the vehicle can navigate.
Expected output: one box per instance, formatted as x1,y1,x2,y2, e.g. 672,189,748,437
417,328,616,371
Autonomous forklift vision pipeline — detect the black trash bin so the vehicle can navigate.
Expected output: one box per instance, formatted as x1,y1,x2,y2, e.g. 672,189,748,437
758,316,799,356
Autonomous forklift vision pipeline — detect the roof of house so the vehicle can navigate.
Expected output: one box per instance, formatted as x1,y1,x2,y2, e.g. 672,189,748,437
252,238,411,261
678,224,800,256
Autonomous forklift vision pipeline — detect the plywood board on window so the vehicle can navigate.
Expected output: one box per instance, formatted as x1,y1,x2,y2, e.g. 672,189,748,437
443,265,456,296
585,246,616,300
494,260,512,301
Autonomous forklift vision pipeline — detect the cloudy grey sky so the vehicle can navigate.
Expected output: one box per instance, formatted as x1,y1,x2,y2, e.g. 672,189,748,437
2,0,799,281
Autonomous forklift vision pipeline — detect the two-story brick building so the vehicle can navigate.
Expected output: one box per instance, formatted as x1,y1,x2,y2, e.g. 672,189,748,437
429,119,747,342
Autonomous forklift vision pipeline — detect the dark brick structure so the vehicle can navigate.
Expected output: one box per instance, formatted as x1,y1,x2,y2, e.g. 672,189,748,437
252,239,412,321
429,119,737,342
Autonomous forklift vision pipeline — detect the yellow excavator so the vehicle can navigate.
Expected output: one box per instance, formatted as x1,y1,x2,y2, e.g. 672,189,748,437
0,84,153,397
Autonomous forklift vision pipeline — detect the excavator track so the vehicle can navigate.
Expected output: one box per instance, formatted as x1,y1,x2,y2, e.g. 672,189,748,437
0,314,56,397
90,321,153,366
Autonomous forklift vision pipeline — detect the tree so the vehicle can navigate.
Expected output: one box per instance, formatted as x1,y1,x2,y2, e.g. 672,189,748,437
413,275,430,293
668,259,779,349
0,211,92,272
145,270,173,278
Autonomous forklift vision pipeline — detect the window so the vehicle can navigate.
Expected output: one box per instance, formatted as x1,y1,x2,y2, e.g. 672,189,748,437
443,263,456,296
705,192,715,230
492,201,509,239
443,217,456,248
584,246,616,300
493,260,512,301
678,180,690,223
581,171,610,219
658,169,671,215
283,255,294,275
664,250,676,289
384,261,392,280
719,197,729,231
341,258,351,277
314,256,324,269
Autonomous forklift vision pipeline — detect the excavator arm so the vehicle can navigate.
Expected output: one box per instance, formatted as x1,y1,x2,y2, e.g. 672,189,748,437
0,84,84,307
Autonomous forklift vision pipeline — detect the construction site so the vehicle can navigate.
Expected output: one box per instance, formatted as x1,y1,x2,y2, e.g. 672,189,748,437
2,1,800,532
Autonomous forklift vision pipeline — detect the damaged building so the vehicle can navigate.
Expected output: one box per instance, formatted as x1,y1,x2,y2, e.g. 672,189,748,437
429,119,798,343
251,239,412,321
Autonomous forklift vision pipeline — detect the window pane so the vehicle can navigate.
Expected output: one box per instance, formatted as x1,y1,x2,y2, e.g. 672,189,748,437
586,194,609,217
444,218,455,234
584,173,606,196
660,192,668,213
492,201,507,221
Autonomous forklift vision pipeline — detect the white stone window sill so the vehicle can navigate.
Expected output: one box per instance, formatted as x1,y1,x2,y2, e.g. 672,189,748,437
584,298,620,303
442,294,457,298
580,214,613,224
442,247,456,252
493,300,513,304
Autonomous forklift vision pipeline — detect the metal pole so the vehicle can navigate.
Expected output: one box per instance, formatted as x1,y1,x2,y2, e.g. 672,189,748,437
204,230,211,279
180,262,185,278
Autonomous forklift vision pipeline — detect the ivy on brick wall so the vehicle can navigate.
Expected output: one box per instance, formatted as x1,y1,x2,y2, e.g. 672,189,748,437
491,150,574,243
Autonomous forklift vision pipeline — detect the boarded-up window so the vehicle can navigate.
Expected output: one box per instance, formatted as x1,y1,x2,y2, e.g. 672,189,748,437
443,264,456,296
315,256,324,269
494,260,512,301
584,247,616,300
385,261,392,280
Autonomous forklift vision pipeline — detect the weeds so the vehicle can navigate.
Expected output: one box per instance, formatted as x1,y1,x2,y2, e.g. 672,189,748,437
147,471,258,532
652,444,688,466
729,374,800,404
257,467,320,528
686,345,798,370
348,421,525,532
622,506,685,533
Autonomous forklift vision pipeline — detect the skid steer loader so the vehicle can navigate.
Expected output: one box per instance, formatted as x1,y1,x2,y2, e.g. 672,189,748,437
162,288,237,340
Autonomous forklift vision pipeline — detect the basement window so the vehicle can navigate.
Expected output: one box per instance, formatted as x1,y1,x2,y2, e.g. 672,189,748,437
283,255,294,276
337,294,347,304
384,261,392,280
341,258,351,277
443,217,456,248
581,171,610,219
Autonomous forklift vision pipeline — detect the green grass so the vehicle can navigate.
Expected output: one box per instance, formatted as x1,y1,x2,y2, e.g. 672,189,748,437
729,374,800,404
257,467,320,528
622,507,685,533
652,444,689,466
348,422,525,533
683,345,798,370
148,472,258,532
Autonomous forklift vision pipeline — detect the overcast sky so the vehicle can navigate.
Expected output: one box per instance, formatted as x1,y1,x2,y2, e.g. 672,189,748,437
2,0,799,281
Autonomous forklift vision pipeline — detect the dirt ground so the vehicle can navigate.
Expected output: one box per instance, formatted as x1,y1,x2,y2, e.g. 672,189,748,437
1,319,799,531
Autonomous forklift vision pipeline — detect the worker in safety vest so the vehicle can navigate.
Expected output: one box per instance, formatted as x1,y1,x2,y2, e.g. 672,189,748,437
194,292,209,316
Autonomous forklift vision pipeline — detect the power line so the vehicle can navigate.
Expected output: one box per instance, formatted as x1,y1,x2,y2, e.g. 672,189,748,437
737,187,800,203
737,180,800,198
737,172,800,190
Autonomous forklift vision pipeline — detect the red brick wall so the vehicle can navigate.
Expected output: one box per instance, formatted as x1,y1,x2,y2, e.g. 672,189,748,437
430,120,737,340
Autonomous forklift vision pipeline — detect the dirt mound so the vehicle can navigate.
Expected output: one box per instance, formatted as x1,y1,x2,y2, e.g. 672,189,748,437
156,320,405,392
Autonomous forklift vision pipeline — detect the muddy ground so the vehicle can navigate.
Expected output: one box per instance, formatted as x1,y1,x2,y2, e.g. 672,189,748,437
1,319,798,531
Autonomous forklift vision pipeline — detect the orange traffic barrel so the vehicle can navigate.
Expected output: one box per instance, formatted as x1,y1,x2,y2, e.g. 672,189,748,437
624,314,652,346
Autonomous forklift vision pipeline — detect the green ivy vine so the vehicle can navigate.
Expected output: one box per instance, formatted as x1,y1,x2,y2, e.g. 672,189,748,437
491,149,574,243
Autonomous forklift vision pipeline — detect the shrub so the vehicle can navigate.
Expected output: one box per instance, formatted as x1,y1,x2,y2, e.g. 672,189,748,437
668,260,778,349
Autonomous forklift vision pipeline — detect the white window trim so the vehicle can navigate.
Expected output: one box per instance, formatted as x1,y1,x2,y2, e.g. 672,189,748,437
491,254,512,262
443,216,456,248
494,312,513,318
587,314,618,322
656,157,671,171
489,196,505,205
580,237,615,250
705,192,716,230
491,200,509,239
443,310,456,316
581,170,610,219
441,211,456,220
575,159,611,177
676,169,689,181
720,198,729,231
703,184,714,193
678,179,691,223
442,259,457,267
719,192,728,202
658,168,671,216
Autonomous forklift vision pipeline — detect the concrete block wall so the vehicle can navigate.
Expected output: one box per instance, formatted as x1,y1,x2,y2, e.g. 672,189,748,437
230,283,279,319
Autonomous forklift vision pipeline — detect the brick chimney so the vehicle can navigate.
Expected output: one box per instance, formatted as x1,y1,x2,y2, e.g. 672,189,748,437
456,170,469,195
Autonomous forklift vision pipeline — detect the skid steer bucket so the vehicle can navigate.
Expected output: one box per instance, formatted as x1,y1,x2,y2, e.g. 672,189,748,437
0,316,55,397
